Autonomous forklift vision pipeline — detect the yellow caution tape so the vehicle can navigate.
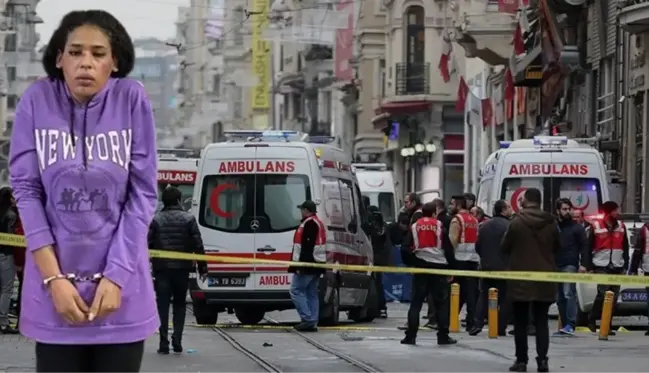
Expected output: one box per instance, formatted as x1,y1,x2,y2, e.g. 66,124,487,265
2,232,648,287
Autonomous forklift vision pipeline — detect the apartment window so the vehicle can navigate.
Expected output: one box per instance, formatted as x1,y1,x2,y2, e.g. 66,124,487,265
282,94,289,118
292,94,301,118
7,95,18,110
232,86,243,118
212,74,221,95
405,6,425,65
4,34,16,52
233,7,244,46
6,67,16,82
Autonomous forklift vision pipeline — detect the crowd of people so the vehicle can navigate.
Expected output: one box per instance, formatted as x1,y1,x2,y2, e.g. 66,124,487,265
393,189,644,373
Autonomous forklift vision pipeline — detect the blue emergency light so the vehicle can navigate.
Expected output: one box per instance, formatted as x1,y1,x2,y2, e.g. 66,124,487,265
223,130,300,139
533,136,568,146
499,141,512,149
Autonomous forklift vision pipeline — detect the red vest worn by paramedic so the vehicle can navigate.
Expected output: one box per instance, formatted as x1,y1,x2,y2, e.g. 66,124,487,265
409,216,447,265
591,218,625,268
640,224,649,272
292,215,327,263
454,211,479,262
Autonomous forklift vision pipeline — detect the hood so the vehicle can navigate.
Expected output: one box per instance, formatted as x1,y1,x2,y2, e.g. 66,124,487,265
517,208,556,230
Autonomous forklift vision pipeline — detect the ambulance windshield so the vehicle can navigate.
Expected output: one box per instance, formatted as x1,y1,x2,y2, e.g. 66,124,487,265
157,184,194,211
501,177,602,215
361,192,395,223
199,174,311,233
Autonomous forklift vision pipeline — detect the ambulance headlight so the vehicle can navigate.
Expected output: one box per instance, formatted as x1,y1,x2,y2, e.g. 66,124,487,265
414,143,425,153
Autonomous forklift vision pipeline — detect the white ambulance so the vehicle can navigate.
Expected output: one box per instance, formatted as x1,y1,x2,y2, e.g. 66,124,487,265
157,148,199,211
352,163,398,223
189,130,377,326
476,136,643,324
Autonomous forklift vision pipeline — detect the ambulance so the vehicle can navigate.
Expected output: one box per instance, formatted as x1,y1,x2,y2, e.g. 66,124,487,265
476,135,639,325
157,148,199,211
189,130,378,326
352,163,398,222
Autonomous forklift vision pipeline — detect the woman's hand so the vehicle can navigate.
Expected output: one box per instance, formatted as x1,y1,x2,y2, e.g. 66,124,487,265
88,278,122,321
50,279,89,324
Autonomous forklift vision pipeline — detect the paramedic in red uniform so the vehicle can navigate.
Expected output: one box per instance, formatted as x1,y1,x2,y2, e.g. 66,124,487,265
586,201,629,334
289,200,326,332
400,202,457,346
628,219,649,335
449,195,480,332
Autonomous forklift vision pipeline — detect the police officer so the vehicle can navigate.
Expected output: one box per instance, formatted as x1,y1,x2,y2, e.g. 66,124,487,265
629,219,649,335
449,195,480,332
400,202,457,346
586,201,629,334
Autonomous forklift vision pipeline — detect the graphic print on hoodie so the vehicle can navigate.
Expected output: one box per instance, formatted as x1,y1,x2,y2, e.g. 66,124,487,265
9,78,160,344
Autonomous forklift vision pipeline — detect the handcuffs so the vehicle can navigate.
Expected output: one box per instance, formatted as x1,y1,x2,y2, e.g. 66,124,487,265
43,273,103,288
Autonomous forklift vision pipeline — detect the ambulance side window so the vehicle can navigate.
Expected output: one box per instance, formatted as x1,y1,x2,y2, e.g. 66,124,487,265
477,178,492,215
354,183,368,227
339,179,358,233
321,177,346,231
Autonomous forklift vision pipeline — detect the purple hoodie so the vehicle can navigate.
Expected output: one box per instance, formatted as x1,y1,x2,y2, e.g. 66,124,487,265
9,78,160,344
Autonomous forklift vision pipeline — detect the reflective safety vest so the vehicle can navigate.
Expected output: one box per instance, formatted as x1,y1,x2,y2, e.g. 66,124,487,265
454,211,479,262
641,224,649,272
591,218,625,268
292,215,327,263
410,217,446,265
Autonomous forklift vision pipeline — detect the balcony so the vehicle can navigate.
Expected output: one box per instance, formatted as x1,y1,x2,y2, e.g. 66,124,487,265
619,0,649,34
453,2,518,66
395,63,430,96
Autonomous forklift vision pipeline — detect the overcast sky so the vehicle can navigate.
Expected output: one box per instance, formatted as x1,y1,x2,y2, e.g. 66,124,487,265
36,0,191,46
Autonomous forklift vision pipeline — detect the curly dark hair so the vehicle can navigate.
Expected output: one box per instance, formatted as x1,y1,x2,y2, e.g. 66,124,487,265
42,10,135,80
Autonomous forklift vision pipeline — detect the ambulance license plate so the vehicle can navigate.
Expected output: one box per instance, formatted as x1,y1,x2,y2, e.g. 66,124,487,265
620,290,647,302
208,276,247,287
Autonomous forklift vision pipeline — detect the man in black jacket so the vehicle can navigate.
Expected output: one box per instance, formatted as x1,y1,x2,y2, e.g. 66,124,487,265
289,201,326,331
554,198,588,335
368,206,391,318
469,200,512,336
405,193,423,224
153,187,208,354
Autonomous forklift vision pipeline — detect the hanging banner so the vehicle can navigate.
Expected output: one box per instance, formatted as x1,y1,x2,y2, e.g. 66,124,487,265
334,0,354,82
498,0,519,14
251,0,270,110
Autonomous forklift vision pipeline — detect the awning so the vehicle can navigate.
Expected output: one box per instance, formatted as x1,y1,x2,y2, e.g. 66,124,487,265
371,112,391,129
514,45,543,87
378,101,432,114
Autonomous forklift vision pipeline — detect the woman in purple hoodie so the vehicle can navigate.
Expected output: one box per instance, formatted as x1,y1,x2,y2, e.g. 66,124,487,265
9,10,159,372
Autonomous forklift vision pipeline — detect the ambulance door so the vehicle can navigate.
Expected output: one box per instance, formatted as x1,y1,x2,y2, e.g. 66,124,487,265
198,147,256,292
252,146,312,291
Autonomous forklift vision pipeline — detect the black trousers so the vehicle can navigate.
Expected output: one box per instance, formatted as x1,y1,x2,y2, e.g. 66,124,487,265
474,278,511,332
374,274,387,311
154,269,190,346
35,341,144,372
588,266,622,326
455,260,479,330
512,301,551,364
406,273,450,340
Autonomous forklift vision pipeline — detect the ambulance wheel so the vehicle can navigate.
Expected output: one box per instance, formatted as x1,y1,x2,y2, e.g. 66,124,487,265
235,307,265,325
193,303,219,325
348,280,379,323
319,287,340,326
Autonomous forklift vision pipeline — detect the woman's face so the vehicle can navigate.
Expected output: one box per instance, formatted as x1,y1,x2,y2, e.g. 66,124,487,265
56,24,116,103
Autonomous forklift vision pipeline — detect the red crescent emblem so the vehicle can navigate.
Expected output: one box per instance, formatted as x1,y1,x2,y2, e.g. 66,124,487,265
209,183,237,218
510,188,527,213
572,194,590,212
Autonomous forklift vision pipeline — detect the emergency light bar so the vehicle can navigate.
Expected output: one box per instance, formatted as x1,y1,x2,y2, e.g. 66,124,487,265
499,141,512,149
533,136,569,147
223,130,310,142
157,148,200,158
351,163,388,172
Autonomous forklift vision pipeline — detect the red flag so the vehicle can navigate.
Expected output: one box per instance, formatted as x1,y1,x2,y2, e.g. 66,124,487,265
498,0,518,14
438,53,450,83
513,24,525,55
520,0,529,6
504,68,515,101
481,98,493,128
455,77,469,113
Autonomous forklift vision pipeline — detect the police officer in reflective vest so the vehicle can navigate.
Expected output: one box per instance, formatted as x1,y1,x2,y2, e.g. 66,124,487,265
400,202,457,346
586,201,629,334
449,195,480,332
289,200,327,332
629,220,649,336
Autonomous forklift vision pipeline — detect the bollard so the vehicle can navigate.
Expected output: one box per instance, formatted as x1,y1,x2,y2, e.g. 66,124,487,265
488,288,498,338
449,283,460,333
598,290,615,340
